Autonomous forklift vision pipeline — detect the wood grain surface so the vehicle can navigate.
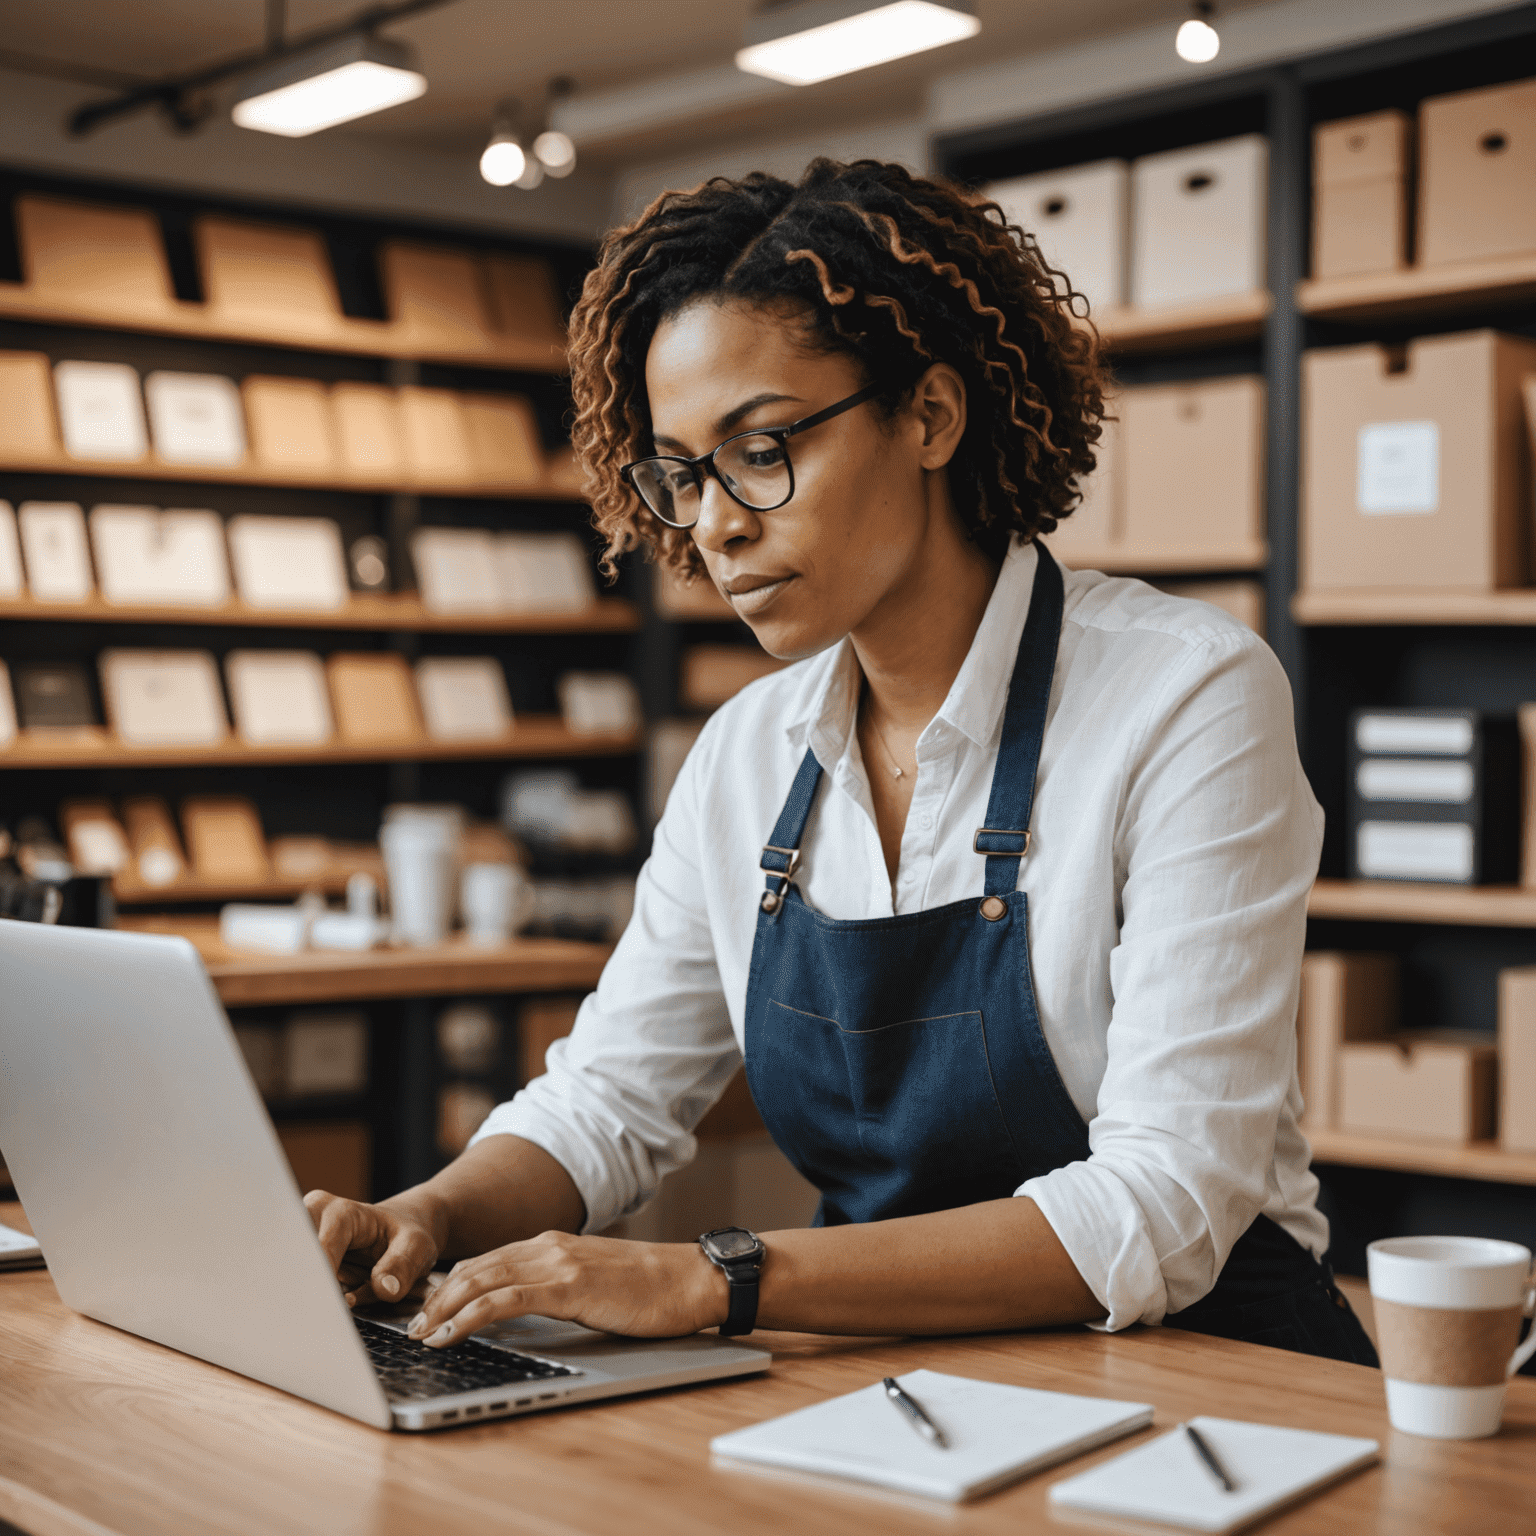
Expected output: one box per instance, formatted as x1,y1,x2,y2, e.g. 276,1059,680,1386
1,1202,1532,1536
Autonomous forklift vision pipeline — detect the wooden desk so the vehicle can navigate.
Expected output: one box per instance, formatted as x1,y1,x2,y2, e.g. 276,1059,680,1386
1,1205,1532,1536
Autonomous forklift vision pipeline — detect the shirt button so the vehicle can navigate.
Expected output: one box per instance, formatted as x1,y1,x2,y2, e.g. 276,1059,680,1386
919,813,933,829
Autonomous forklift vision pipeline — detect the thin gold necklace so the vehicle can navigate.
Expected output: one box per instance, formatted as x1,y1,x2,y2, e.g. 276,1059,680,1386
863,695,908,780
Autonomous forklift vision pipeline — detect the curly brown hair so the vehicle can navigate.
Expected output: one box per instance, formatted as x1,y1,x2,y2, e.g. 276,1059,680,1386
567,157,1110,580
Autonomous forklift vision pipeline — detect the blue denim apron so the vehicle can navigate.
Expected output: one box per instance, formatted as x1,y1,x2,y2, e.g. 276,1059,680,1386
741,543,1377,1365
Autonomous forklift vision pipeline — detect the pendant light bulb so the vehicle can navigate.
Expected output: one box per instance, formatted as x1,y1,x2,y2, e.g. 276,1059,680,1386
533,128,577,177
479,130,525,187
514,154,545,190
1175,4,1220,63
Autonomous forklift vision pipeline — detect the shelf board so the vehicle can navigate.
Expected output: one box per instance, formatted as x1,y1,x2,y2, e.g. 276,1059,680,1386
0,716,640,770
1307,1127,1536,1186
0,450,583,501
111,872,357,906
115,916,611,1006
1093,291,1273,354
1292,587,1536,626
0,592,639,634
1296,252,1536,324
1050,539,1268,575
1309,878,1536,927
0,283,567,373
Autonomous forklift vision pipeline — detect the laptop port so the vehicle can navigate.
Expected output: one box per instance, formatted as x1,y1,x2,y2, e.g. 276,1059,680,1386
440,1410,459,1421
465,1406,482,1416
515,1398,532,1406
538,1393,559,1401
488,1402,508,1411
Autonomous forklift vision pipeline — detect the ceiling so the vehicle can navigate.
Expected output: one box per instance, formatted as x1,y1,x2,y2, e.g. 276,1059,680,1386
0,0,1250,168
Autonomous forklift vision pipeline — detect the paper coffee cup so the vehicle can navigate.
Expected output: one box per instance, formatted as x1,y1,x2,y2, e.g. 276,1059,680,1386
380,819,458,948
1367,1236,1536,1439
460,862,530,947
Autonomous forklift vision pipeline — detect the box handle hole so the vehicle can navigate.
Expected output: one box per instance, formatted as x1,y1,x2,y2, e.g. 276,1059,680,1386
1480,132,1508,154
1042,196,1068,217
1347,133,1369,152
1183,171,1215,193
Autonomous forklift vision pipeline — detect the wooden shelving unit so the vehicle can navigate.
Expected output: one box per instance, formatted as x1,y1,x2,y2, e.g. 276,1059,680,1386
1094,291,1273,354
1308,878,1536,928
0,450,582,501
0,592,639,634
1296,251,1536,325
114,915,612,1006
1293,588,1536,627
0,283,566,373
1307,1127,1536,1186
0,716,640,771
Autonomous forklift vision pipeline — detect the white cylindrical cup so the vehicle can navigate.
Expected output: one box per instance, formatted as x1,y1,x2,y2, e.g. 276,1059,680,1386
460,862,530,947
381,820,457,948
1367,1235,1536,1439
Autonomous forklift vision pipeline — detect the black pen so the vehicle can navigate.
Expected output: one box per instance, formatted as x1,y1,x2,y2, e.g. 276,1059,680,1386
1184,1422,1237,1493
882,1376,948,1449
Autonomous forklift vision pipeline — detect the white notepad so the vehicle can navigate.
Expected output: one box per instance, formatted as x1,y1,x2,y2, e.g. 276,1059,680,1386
144,371,247,466
1047,1416,1379,1534
18,502,93,602
415,656,513,741
100,649,228,746
227,515,348,610
495,532,594,612
0,1223,43,1271
90,506,230,606
710,1370,1153,1503
412,527,502,613
54,360,148,461
225,650,333,745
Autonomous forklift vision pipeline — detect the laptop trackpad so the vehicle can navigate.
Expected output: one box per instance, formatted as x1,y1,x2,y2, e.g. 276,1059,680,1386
479,1314,611,1351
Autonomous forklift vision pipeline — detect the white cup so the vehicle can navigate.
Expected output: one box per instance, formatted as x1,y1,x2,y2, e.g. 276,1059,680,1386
1367,1235,1536,1439
460,862,531,947
380,818,458,948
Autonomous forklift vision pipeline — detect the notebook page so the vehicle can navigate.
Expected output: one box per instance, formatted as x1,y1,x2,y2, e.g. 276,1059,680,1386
711,1369,1153,1502
1048,1416,1378,1533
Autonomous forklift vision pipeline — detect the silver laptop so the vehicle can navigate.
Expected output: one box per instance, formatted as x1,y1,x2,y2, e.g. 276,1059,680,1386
0,921,769,1430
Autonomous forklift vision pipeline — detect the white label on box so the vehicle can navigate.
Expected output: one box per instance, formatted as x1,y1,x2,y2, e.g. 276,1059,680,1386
18,502,93,601
225,650,333,745
100,649,228,746
1357,421,1439,515
1357,820,1474,881
415,657,512,741
1357,758,1474,803
227,515,348,610
413,528,501,613
54,360,148,461
90,506,231,606
1355,714,1473,755
0,502,22,598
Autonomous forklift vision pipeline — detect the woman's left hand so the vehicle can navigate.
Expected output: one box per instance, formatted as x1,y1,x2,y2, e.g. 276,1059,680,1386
405,1231,729,1347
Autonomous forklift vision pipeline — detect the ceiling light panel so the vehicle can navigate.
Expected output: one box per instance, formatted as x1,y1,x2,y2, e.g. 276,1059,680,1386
736,0,979,88
232,33,426,138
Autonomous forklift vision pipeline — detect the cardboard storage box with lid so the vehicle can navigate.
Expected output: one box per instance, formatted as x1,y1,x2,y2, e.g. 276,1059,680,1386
1497,967,1536,1154
1295,952,1397,1129
1418,74,1536,268
1312,109,1411,279
1338,1031,1497,1145
1301,329,1536,592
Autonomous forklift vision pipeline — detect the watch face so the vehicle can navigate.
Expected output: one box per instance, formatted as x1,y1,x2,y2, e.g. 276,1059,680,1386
705,1228,760,1260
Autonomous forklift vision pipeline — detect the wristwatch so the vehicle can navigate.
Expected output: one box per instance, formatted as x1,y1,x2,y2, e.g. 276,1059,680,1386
698,1226,765,1336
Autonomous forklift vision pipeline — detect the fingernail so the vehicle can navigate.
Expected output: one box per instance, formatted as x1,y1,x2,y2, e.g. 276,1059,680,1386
406,1312,428,1338
377,1274,400,1298
344,1292,356,1308
426,1324,454,1346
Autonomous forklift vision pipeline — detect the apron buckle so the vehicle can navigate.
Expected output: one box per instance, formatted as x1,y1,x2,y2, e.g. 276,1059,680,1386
760,844,802,878
974,827,1031,856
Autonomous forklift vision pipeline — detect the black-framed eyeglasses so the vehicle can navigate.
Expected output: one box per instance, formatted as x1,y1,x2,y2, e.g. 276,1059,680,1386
621,382,881,529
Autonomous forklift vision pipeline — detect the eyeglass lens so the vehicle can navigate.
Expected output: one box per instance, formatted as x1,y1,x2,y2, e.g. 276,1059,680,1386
631,433,792,525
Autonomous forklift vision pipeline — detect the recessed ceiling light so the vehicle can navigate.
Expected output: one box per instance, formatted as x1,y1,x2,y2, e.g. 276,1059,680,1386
736,0,979,88
232,32,426,138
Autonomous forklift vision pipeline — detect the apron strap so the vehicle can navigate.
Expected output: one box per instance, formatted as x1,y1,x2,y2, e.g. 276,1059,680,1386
760,747,824,899
977,542,1064,898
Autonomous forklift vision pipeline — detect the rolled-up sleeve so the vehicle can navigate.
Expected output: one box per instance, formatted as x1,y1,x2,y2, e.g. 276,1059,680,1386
1020,630,1323,1331
469,720,741,1233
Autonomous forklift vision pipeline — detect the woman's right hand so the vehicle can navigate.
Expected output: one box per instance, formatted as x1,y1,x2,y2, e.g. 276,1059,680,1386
303,1188,444,1309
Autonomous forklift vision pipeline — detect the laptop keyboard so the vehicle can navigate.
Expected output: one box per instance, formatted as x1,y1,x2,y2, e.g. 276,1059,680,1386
355,1316,581,1403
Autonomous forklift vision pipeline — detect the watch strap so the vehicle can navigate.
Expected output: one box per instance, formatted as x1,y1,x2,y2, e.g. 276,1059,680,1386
719,1258,760,1337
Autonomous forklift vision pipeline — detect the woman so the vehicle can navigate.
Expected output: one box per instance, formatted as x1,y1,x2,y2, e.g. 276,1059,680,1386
308,159,1375,1364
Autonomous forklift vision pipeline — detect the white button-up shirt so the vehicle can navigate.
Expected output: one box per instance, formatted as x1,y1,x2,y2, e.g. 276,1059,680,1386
474,537,1328,1330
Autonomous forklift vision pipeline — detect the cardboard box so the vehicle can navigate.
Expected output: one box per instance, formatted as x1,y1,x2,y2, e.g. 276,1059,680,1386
1419,75,1536,268
1129,135,1267,309
1045,408,1120,563
0,352,63,461
227,515,349,610
276,1122,370,1202
482,253,567,358
1120,377,1265,565
122,797,186,886
90,506,230,607
326,652,424,744
678,647,787,711
397,387,474,484
460,393,543,486
985,159,1128,313
330,383,406,478
1301,330,1536,592
380,242,492,351
241,377,338,473
196,216,344,332
1498,967,1536,1153
1296,952,1397,1129
225,650,333,746
16,196,176,320
181,796,270,883
1338,1031,1497,1144
1312,110,1411,279
99,650,228,747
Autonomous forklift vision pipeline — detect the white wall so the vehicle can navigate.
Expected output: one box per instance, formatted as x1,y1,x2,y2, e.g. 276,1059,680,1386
0,68,611,242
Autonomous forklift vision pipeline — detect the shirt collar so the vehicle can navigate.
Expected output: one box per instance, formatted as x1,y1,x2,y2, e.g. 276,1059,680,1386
783,535,1039,760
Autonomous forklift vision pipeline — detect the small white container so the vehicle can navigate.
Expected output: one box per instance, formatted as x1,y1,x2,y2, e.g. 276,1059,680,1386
381,814,460,948
461,862,531,947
